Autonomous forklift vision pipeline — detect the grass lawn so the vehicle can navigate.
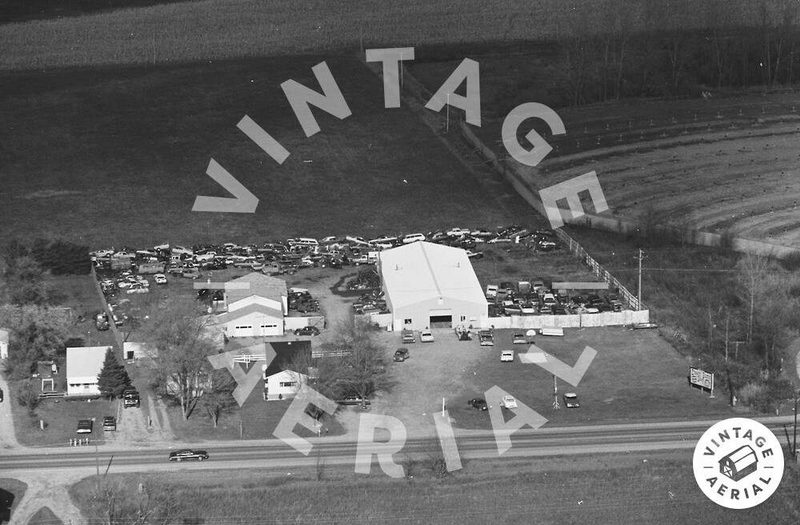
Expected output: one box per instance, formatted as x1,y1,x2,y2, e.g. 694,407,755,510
0,54,542,249
448,326,734,430
11,392,117,447
0,478,26,525
68,453,800,524
165,379,344,442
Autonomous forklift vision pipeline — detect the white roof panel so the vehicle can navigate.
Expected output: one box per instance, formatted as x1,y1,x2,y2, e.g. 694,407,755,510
379,242,485,310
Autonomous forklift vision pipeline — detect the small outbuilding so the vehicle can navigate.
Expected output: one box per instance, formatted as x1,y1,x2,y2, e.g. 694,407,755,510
0,328,8,360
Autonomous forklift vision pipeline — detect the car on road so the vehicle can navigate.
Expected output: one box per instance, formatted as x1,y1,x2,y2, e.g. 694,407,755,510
393,348,410,362
501,350,514,362
103,416,117,431
168,449,209,462
467,398,487,411
563,392,580,408
419,329,434,343
501,395,518,409
76,419,93,434
512,333,527,344
294,326,321,336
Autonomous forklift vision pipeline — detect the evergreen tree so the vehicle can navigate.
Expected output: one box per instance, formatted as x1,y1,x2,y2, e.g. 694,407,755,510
97,348,132,398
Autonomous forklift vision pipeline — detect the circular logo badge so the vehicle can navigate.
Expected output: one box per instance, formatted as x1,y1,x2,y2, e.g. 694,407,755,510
693,417,784,509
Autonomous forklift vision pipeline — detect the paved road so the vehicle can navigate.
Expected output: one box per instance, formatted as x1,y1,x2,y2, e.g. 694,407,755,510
3,416,794,476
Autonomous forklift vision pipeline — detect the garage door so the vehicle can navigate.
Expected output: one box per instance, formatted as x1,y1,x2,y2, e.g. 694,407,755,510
429,310,452,329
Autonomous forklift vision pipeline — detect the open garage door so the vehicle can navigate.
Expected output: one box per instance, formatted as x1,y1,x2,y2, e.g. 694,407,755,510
429,310,452,329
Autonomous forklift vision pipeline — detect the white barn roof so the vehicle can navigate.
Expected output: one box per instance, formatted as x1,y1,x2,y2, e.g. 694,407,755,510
379,242,485,309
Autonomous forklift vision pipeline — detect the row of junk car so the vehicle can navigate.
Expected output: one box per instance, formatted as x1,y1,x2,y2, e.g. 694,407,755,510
90,225,561,279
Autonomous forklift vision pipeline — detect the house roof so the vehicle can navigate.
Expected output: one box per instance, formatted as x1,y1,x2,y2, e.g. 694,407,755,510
66,346,110,380
225,273,287,305
217,302,283,324
379,242,486,309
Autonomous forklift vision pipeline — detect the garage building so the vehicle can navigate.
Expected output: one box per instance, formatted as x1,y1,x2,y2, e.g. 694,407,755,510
379,241,486,331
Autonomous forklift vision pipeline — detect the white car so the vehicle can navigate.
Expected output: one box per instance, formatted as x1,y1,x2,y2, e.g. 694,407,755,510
126,284,149,294
501,350,514,362
402,233,426,244
419,330,434,343
512,333,527,344
446,227,471,237
563,392,580,408
501,395,518,409
154,273,167,285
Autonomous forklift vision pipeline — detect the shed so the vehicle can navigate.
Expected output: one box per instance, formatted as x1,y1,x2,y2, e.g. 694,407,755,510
0,328,8,360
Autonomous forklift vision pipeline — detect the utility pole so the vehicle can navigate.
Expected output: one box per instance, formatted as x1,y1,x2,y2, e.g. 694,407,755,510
446,93,451,133
794,390,798,461
552,375,560,410
724,314,730,362
636,249,644,310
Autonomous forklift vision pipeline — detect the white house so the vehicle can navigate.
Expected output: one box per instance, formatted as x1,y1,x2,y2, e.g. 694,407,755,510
66,346,110,396
379,241,487,331
0,328,9,360
263,368,308,401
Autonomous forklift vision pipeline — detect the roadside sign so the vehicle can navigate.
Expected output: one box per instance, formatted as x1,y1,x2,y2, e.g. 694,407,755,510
689,367,714,392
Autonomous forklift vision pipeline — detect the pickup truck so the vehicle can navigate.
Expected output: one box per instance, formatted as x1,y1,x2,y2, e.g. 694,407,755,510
478,330,494,346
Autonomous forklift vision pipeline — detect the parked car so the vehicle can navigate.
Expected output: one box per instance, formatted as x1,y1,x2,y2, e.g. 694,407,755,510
393,348,410,362
419,329,434,343
122,388,140,408
501,350,514,362
154,273,167,285
103,416,117,431
563,392,580,408
501,395,518,409
468,398,488,411
95,312,110,331
485,284,498,299
401,328,415,344
512,333,526,344
0,387,4,402
169,449,209,462
76,419,93,434
478,330,494,346
294,326,320,336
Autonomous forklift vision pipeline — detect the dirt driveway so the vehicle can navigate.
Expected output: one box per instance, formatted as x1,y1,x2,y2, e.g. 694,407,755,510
370,328,486,438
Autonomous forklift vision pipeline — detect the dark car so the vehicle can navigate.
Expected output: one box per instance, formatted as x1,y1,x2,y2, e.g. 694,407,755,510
103,416,117,431
0,387,4,402
294,326,321,336
76,419,93,434
169,449,209,462
393,348,410,362
468,398,488,411
122,388,140,408
95,312,110,331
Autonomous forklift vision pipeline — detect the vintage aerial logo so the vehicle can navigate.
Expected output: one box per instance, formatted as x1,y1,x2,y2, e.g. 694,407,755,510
693,418,784,509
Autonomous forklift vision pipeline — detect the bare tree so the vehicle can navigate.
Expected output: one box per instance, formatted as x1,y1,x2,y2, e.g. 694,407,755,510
146,299,216,420
201,368,236,428
736,254,769,343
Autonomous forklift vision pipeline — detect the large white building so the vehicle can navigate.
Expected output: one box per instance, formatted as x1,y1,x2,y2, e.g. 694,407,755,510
66,346,110,396
379,241,487,331
217,273,288,338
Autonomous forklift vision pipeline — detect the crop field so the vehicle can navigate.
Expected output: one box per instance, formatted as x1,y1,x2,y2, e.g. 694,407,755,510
0,54,548,248
0,0,771,71
411,55,800,250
